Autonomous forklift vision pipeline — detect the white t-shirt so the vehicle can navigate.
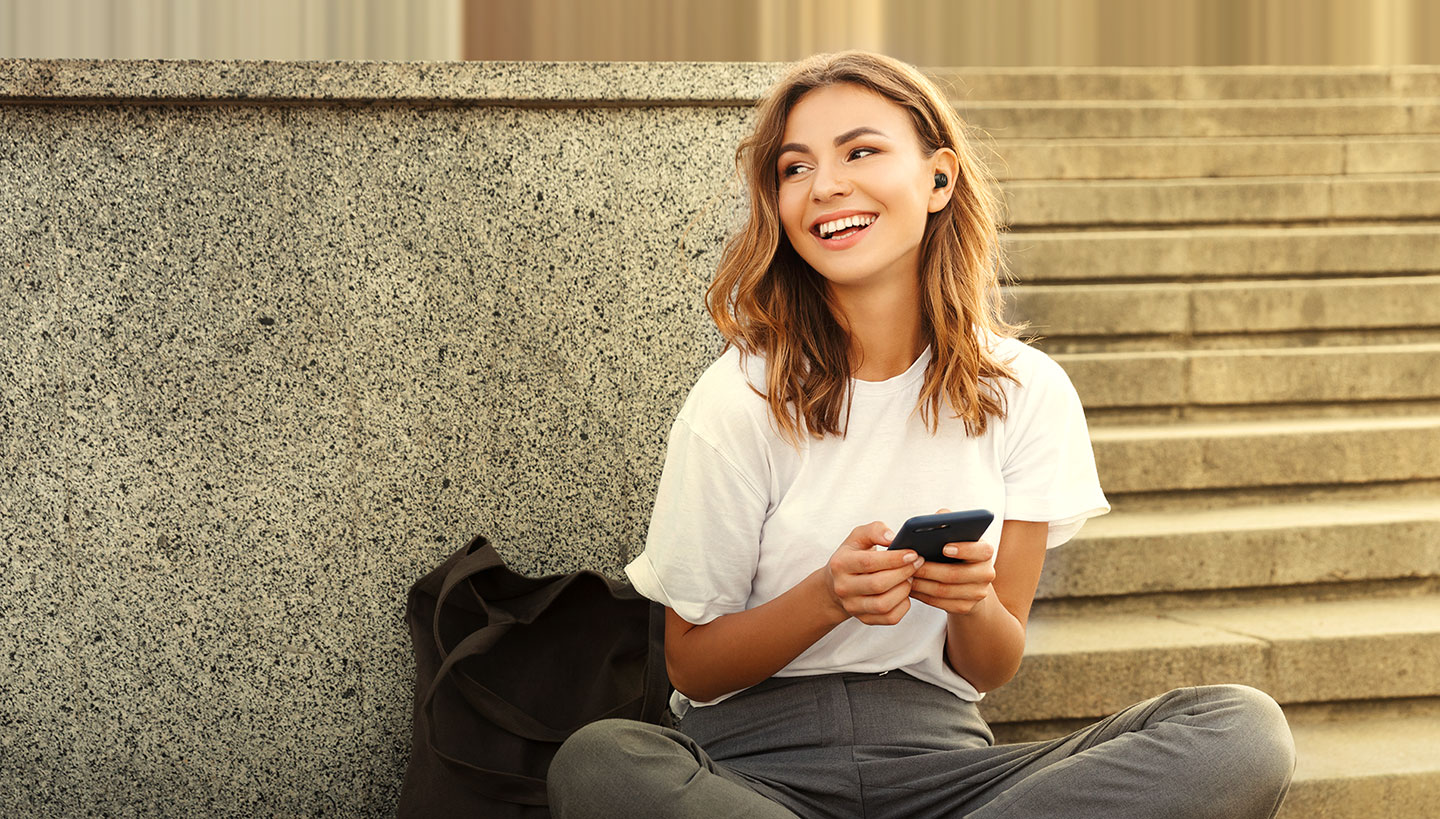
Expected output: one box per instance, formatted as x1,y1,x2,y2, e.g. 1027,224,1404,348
625,337,1109,713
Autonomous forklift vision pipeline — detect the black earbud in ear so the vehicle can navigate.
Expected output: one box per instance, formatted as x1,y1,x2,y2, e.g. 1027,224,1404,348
934,172,948,189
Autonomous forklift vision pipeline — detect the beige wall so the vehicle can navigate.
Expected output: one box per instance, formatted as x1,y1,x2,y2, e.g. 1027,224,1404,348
463,0,1440,65
3,0,1437,65
0,0,463,60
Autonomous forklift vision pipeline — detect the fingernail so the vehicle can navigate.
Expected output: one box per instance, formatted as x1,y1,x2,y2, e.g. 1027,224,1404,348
944,546,959,557
883,529,895,541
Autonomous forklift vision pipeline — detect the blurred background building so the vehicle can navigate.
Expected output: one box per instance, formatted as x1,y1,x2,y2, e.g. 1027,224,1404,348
2,0,1438,65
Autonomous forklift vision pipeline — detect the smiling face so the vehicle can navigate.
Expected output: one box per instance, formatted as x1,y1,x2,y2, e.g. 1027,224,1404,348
775,83,955,296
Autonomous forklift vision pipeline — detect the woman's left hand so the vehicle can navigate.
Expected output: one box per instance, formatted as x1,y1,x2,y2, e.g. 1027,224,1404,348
908,538,997,615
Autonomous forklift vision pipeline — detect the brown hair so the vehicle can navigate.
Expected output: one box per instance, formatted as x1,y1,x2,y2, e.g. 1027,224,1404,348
706,51,1018,445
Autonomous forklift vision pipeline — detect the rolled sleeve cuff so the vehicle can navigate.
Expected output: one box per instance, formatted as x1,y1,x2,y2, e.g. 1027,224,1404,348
1004,492,1111,549
623,553,730,626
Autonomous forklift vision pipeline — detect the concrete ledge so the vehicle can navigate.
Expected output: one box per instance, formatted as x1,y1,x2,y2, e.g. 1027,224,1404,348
11,61,1434,106
1039,498,1440,599
1005,226,1440,283
0,58,784,103
1090,416,1440,494
980,595,1440,722
0,58,770,817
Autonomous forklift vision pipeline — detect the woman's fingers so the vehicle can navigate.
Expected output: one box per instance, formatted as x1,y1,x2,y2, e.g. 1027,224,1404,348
909,543,996,613
827,523,1003,620
914,552,996,585
843,520,895,550
910,576,990,601
835,560,919,598
825,520,924,623
938,539,995,563
853,583,913,625
830,521,917,586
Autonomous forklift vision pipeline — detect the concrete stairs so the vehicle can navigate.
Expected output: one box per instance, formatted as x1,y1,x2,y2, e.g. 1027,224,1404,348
944,67,1440,818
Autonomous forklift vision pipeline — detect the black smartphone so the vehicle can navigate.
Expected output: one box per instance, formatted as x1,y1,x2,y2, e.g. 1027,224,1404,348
888,509,995,564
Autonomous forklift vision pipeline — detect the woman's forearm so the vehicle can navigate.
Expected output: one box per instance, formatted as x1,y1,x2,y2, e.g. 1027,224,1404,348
943,594,1027,693
665,568,848,703
935,519,1048,693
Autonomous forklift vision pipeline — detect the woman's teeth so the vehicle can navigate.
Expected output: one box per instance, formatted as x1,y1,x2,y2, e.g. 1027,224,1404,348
818,214,876,239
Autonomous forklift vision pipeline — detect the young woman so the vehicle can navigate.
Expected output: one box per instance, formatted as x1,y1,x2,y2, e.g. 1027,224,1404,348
548,51,1295,819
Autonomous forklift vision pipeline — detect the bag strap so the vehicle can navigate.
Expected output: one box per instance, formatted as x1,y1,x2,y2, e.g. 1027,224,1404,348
418,612,650,802
432,541,511,655
418,540,673,805
447,663,583,743
433,541,603,644
639,601,670,724
419,625,549,805
438,595,660,742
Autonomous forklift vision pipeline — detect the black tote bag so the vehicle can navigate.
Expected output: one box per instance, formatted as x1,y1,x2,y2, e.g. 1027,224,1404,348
397,534,669,818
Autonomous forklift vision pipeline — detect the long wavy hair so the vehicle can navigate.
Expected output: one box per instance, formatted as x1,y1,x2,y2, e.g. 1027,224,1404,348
706,51,1018,445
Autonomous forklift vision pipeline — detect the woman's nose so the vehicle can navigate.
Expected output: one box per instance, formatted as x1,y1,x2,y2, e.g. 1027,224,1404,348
810,162,852,200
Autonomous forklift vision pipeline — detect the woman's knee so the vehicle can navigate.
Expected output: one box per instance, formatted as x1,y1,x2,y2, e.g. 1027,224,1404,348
548,719,642,808
1196,685,1296,784
550,718,703,816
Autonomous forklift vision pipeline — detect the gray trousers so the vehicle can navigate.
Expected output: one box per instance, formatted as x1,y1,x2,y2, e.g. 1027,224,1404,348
548,671,1295,819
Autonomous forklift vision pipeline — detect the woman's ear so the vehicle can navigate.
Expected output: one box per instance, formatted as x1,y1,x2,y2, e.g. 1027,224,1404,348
928,148,960,213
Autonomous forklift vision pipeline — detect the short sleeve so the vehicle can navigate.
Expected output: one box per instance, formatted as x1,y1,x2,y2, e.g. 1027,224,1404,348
1000,348,1110,548
625,416,770,625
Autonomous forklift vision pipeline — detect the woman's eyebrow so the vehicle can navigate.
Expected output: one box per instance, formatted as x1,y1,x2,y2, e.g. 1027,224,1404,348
777,126,889,158
833,126,887,145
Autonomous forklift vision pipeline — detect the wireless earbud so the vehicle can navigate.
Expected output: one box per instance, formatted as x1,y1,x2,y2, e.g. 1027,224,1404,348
934,172,948,189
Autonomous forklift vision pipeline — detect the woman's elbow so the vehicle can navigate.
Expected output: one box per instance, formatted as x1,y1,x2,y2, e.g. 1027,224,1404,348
950,652,1024,694
665,649,706,703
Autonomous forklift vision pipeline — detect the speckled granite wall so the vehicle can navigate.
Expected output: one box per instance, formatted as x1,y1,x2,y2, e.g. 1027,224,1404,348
0,59,783,817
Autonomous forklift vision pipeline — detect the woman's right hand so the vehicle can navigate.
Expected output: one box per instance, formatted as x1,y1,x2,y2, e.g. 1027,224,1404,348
667,521,924,702
823,521,924,625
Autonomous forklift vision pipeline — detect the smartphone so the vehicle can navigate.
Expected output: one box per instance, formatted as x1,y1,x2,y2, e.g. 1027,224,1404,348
888,509,994,564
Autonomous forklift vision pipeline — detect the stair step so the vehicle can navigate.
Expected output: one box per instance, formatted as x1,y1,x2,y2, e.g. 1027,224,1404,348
1005,225,1440,283
978,595,1440,723
1038,497,1440,600
960,99,1440,139
1057,344,1440,409
986,136,1440,181
1091,415,1440,494
1282,710,1440,819
1003,173,1440,228
1007,276,1440,339
934,67,1440,102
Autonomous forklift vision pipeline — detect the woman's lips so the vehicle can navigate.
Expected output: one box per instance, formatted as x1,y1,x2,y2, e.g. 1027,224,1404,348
815,217,874,249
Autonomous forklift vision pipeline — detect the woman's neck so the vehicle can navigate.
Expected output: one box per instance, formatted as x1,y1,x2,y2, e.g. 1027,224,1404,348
828,277,927,382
